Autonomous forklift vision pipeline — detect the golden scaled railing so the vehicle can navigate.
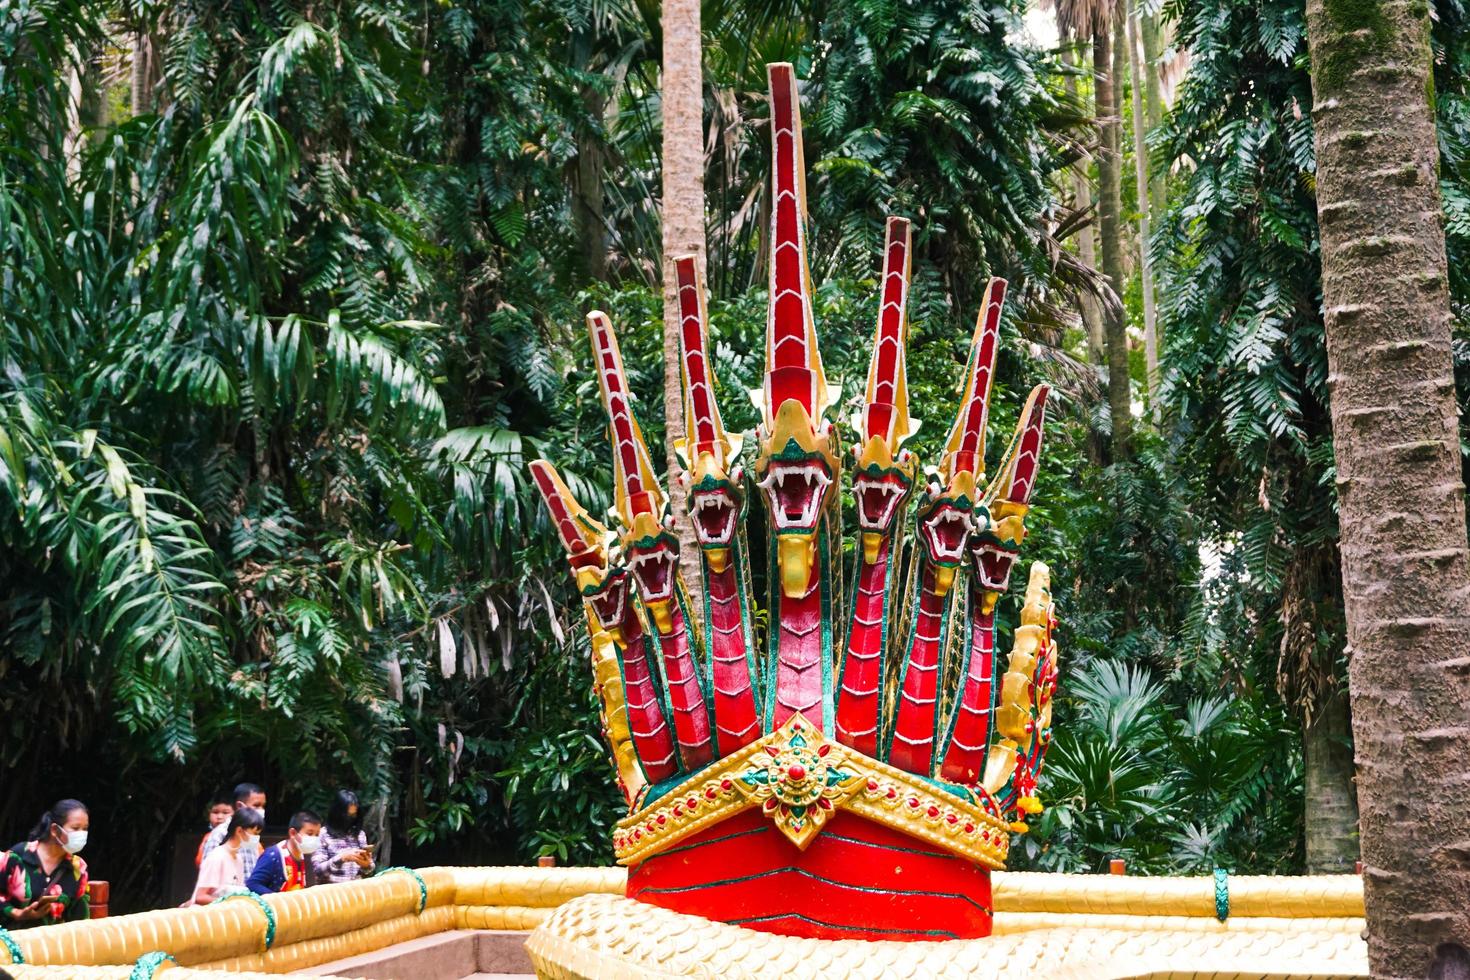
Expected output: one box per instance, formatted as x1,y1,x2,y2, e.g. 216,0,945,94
0,868,1365,977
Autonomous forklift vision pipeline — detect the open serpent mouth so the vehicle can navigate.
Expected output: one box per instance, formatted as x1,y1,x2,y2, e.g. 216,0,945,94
920,503,973,565
758,461,832,532
853,470,911,533
973,539,1020,591
690,487,739,546
586,574,629,628
627,538,679,602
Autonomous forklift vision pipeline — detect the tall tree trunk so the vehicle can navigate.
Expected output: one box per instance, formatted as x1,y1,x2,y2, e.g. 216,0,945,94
1140,13,1166,218
1063,47,1105,366
1303,686,1359,873
1280,541,1361,874
1124,0,1159,402
660,0,705,597
1094,12,1132,457
572,82,610,282
1304,0,1470,972
131,31,150,115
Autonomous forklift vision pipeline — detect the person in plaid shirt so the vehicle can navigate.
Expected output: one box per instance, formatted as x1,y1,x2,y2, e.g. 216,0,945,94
313,790,375,884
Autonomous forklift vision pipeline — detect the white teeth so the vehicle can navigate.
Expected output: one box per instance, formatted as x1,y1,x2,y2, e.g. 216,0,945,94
972,542,1016,588
627,548,675,600
691,491,737,544
854,477,909,530
921,507,973,561
758,463,831,530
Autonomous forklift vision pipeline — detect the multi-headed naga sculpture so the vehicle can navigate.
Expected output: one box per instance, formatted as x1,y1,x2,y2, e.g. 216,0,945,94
531,63,1055,941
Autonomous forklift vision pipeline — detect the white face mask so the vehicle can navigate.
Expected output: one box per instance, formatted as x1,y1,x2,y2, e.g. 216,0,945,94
59,829,87,855
239,836,260,857
297,833,321,856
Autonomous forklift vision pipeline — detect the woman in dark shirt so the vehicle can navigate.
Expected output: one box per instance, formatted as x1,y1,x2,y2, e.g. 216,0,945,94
0,800,91,928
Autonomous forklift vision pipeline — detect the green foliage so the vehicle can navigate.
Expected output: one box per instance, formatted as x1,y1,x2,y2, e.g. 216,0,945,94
1024,659,1301,873
810,0,1087,327
0,0,619,902
7,0,1463,902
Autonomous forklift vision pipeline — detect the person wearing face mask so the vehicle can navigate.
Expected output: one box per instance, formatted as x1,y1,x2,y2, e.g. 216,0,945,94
314,790,375,884
200,782,268,879
184,807,263,906
0,800,91,928
246,811,321,895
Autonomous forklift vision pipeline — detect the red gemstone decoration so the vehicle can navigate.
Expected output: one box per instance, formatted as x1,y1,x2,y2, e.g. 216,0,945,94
946,813,958,825
926,805,940,818
673,805,683,817
866,779,879,791
964,823,975,834
656,814,666,826
908,798,920,809
788,763,807,781
721,779,733,790
817,744,830,757
818,797,832,810
886,788,898,799
705,787,717,800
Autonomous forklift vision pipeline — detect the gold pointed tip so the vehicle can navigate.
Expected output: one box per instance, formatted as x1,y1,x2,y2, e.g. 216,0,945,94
861,532,883,565
706,548,731,574
933,564,956,597
777,534,816,598
647,599,674,635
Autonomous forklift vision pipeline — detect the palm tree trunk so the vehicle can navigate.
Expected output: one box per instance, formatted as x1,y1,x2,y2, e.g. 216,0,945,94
1140,13,1166,218
1093,11,1132,457
1124,0,1158,401
1063,47,1105,366
1303,686,1359,873
1304,0,1470,971
660,0,705,596
131,32,150,115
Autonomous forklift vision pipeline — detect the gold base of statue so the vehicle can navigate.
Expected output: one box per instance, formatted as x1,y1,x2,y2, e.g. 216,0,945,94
526,893,1370,980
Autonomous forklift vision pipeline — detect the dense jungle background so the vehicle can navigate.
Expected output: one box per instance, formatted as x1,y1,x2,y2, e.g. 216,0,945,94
2,0,1468,911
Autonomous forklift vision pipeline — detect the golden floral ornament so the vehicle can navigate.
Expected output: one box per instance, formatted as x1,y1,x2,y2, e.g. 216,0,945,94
730,715,865,848
610,714,1013,869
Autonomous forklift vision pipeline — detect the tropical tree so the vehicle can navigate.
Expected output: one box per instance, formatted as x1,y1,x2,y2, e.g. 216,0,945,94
810,0,1096,340
1303,0,1470,970
1155,0,1356,873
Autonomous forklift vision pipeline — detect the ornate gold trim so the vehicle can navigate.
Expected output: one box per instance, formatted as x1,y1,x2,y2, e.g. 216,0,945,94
612,714,1012,867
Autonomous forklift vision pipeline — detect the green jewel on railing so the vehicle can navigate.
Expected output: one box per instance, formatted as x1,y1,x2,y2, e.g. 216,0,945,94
212,886,277,949
0,923,22,964
129,951,177,980
1213,867,1229,921
376,866,428,913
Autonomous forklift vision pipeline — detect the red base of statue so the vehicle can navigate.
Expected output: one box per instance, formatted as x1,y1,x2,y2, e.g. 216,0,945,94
625,809,994,941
